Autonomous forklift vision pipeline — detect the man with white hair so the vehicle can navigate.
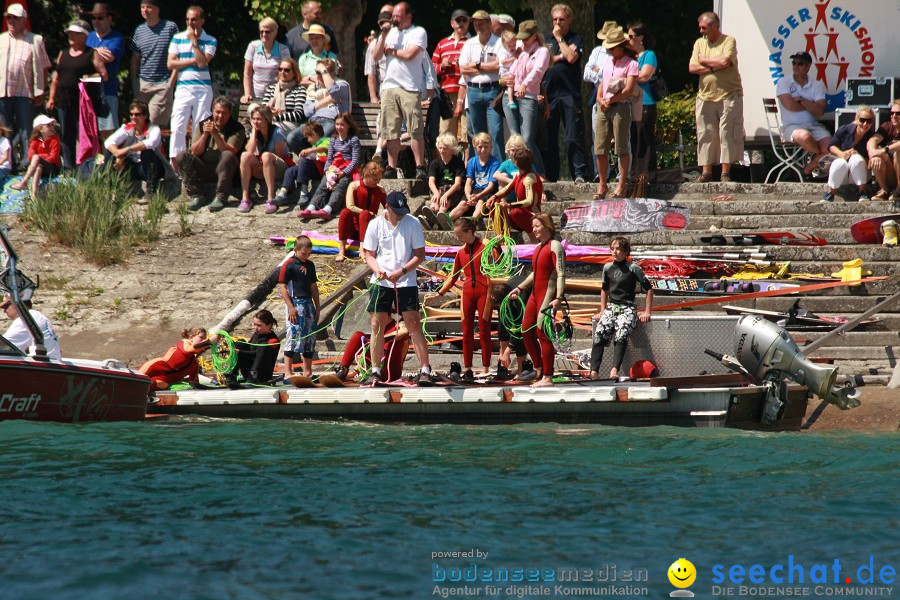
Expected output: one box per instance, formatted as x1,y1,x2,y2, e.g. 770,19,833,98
0,3,50,172
491,14,515,36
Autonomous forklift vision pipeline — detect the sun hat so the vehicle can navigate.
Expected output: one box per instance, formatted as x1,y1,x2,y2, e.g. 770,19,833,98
64,20,91,36
596,20,618,40
602,26,629,49
301,24,331,44
4,3,26,18
516,20,539,40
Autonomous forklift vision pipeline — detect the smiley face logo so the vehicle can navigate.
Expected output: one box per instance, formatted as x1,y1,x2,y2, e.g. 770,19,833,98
668,558,696,588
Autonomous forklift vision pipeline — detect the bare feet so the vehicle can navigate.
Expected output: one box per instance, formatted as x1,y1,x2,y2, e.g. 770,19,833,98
609,368,619,379
531,376,554,388
335,254,346,263
10,182,25,191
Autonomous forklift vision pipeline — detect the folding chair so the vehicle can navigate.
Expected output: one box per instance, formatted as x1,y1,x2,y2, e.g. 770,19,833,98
762,98,808,183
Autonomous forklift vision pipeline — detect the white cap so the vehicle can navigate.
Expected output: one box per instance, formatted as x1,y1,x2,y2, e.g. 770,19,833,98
33,114,56,128
5,3,26,18
64,20,90,36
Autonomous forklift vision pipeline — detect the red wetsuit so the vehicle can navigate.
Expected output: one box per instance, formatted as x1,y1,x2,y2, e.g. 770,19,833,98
338,183,386,243
505,170,542,232
445,237,495,369
522,239,565,377
139,339,209,391
339,322,408,381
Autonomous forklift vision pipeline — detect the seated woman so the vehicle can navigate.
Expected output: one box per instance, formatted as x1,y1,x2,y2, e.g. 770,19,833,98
103,100,165,202
336,161,386,262
139,327,219,392
822,105,876,203
262,58,309,154
238,104,291,213
334,320,410,383
487,147,543,242
223,310,280,387
297,111,360,222
302,58,350,138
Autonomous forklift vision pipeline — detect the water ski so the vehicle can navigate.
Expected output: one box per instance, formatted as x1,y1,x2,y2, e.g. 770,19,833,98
561,197,690,233
672,231,826,246
851,215,900,245
650,278,801,295
317,373,346,388
290,375,318,388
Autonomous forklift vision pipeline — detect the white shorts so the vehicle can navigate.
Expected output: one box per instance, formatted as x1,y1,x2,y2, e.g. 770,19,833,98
782,122,831,144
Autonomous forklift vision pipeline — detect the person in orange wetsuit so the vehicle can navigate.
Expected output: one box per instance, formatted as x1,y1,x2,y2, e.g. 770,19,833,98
140,327,219,391
431,216,499,382
334,319,410,383
508,212,565,387
336,160,386,262
487,146,542,242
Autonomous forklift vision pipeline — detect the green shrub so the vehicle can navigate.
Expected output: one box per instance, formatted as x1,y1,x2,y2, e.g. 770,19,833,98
656,88,699,169
23,169,165,266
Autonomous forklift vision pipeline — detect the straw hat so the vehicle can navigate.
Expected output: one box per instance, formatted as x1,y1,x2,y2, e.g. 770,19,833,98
301,24,331,44
596,21,618,40
602,26,629,49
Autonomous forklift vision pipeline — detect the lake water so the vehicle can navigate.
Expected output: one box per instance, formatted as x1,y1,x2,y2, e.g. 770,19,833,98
1,420,897,600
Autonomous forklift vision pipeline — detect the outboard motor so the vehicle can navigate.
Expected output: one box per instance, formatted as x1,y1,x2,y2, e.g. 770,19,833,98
734,315,860,421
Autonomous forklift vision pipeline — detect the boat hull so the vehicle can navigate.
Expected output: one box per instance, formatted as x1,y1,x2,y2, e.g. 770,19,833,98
151,382,809,430
0,358,151,422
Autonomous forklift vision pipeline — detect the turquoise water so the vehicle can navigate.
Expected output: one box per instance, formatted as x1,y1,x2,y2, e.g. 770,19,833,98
1,420,897,600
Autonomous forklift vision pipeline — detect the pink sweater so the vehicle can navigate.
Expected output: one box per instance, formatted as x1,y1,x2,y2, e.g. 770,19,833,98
511,41,550,99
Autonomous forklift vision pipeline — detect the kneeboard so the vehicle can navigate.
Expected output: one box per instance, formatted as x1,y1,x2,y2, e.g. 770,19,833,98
561,197,690,233
672,231,826,246
851,215,900,244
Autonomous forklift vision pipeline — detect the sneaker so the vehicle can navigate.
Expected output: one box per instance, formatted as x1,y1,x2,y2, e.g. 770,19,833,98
310,209,330,219
873,189,890,201
696,173,713,183
188,196,208,211
271,188,292,206
371,154,384,165
382,166,398,179
209,195,226,212
237,199,253,213
297,192,310,207
297,208,314,218
396,167,405,179
415,166,427,181
334,365,348,381
460,369,475,384
420,206,440,229
417,214,433,230
263,201,277,214
891,189,900,200
446,361,462,382
859,193,870,202
574,176,585,184
415,370,435,386
720,172,732,183
363,370,385,386
821,190,834,203
436,212,454,231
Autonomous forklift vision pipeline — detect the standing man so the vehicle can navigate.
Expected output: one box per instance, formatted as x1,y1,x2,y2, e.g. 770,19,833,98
0,3,50,172
175,96,246,212
286,1,339,60
84,3,125,134
459,10,504,163
689,11,743,183
543,4,589,182
373,2,429,180
362,191,434,385
776,51,829,177
365,5,393,103
130,0,178,128
431,9,469,143
167,6,217,164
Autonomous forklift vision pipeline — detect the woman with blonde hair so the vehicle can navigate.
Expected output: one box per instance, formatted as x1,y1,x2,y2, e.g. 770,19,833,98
822,105,876,202
261,58,308,152
242,17,291,102
239,104,290,213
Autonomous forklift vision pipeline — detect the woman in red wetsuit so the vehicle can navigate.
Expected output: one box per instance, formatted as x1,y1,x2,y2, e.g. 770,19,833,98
139,327,219,391
336,161,386,262
509,212,565,387
335,320,410,382
488,147,543,242
433,217,498,382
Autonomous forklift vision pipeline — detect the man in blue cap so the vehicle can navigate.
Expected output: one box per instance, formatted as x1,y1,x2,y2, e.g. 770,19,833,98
361,191,434,385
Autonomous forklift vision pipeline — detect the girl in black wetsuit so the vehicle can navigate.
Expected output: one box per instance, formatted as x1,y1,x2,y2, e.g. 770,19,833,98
225,310,281,386
591,236,653,379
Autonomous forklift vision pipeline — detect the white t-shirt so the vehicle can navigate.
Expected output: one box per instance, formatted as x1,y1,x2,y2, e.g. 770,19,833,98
459,34,502,84
3,309,62,360
104,123,162,162
0,136,11,170
363,213,425,288
381,25,428,93
775,74,826,127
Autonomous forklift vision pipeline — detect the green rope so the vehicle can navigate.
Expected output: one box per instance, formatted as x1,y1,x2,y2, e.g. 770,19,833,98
498,294,525,339
210,330,238,374
480,235,518,279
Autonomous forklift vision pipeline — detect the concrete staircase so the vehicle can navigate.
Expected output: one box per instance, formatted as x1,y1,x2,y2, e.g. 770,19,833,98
395,180,899,384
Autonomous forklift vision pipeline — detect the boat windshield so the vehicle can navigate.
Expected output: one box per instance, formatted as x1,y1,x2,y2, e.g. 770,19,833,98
0,335,25,357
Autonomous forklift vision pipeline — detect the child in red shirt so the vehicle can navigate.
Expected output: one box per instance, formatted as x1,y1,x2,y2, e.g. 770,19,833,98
12,115,61,198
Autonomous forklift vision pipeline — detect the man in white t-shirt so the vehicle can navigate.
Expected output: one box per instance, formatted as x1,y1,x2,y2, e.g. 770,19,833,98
1,296,62,360
776,51,830,175
373,1,428,180
362,191,433,385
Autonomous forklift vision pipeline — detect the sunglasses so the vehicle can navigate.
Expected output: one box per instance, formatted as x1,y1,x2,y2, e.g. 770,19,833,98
858,117,873,123
278,67,293,73
454,17,469,23
891,112,900,117
259,30,273,34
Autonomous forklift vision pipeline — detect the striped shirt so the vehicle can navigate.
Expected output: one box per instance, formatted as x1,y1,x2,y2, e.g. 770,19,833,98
168,29,217,87
3,32,50,98
431,34,468,93
130,20,177,83
261,83,308,124
244,40,290,97
325,136,361,175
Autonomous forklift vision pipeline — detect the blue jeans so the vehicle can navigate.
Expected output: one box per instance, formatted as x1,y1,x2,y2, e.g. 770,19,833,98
0,97,35,171
518,97,545,176
466,85,504,163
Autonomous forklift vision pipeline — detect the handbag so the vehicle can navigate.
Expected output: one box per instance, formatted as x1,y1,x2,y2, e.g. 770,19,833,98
648,68,669,102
